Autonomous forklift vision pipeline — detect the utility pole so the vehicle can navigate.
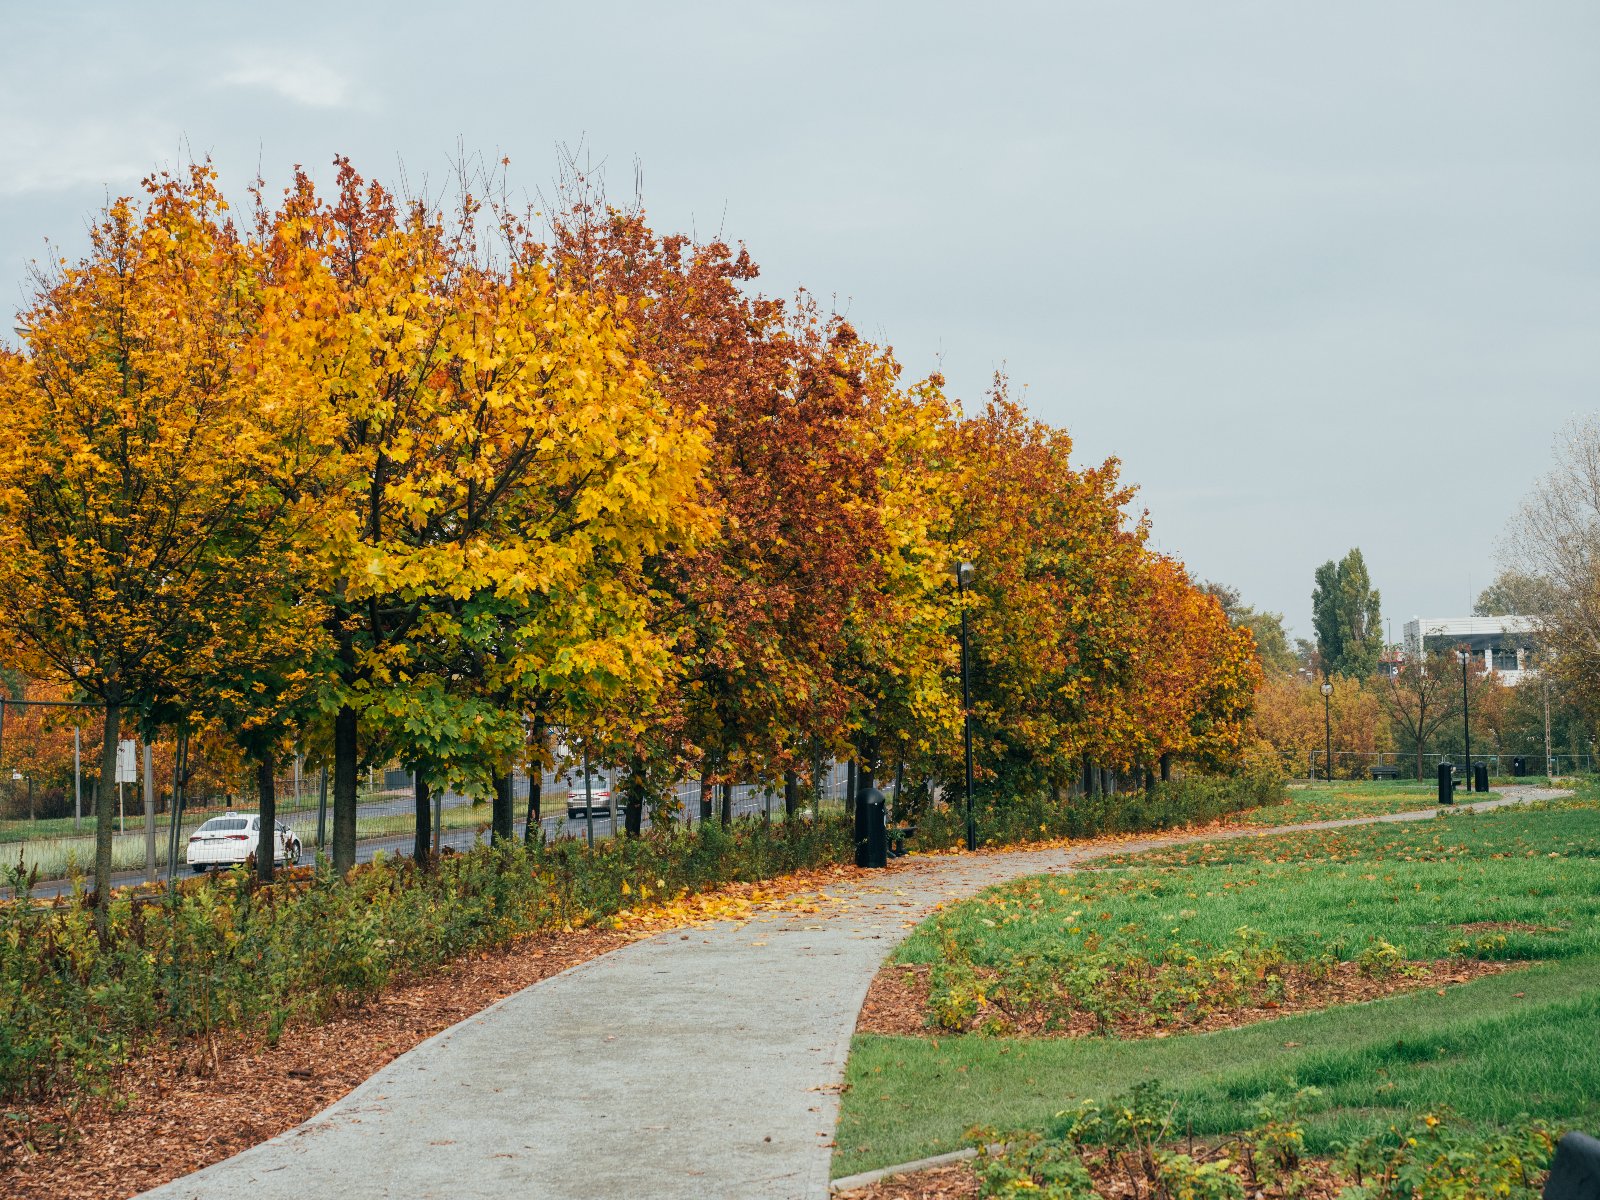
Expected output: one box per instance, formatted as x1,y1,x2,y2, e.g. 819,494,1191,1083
1459,648,1472,781
73,726,81,831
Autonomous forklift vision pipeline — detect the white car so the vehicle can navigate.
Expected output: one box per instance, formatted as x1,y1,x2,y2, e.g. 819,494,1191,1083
186,813,301,872
567,787,613,820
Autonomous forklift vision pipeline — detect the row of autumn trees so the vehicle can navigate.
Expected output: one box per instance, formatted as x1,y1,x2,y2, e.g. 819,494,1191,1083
0,160,1260,927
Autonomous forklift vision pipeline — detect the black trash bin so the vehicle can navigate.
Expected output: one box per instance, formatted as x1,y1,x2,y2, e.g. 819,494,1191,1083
1544,1130,1600,1200
1438,762,1455,806
1513,756,1527,778
1473,762,1489,793
854,787,888,869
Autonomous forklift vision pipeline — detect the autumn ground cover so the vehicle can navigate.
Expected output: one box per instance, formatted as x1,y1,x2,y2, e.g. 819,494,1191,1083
834,797,1600,1186
1223,778,1496,827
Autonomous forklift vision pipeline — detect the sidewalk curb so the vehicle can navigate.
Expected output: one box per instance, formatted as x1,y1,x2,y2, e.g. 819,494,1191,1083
831,1144,1002,1192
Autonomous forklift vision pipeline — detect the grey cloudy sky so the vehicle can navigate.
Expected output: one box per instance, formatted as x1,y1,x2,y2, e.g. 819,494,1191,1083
4,1,1597,639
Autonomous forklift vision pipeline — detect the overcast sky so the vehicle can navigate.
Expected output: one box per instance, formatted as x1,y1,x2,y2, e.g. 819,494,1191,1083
4,1,1597,639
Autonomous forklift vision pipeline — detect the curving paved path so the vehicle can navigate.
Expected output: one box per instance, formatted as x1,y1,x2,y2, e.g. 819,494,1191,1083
138,787,1567,1200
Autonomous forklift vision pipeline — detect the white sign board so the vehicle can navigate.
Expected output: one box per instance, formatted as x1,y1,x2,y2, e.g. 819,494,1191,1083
116,739,139,784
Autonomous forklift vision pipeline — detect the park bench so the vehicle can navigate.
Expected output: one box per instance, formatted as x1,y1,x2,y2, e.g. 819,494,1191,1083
1369,765,1401,781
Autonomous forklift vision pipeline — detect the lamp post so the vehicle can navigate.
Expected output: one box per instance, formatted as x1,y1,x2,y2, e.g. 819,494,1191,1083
1320,681,1333,782
1458,647,1471,783
956,561,976,852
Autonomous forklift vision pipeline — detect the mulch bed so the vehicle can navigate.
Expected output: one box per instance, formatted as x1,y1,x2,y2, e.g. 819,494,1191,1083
857,957,1525,1040
0,926,630,1200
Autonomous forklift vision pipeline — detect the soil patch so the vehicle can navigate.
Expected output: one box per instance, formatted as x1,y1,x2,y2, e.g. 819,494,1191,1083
856,958,1524,1040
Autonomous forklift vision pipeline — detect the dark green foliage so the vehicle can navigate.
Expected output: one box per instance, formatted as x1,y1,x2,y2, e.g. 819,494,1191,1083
1311,549,1383,678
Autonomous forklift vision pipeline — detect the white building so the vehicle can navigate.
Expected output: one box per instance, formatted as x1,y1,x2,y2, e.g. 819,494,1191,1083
1401,616,1540,684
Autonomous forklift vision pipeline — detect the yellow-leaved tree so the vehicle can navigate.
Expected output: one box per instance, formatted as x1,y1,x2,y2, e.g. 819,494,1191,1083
0,165,334,927
272,161,709,870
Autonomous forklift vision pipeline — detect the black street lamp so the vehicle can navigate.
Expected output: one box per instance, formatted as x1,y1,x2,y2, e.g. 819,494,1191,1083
956,561,976,852
1320,681,1333,782
1458,647,1472,783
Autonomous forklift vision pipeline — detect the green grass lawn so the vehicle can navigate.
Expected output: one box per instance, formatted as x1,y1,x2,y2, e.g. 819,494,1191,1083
834,798,1600,1178
1225,778,1502,828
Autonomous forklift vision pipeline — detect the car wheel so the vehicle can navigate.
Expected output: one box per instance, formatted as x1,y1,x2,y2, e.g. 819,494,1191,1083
568,809,581,819
290,840,301,862
191,865,207,874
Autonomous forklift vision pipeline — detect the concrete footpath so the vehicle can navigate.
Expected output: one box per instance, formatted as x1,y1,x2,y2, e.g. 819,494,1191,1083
138,786,1566,1200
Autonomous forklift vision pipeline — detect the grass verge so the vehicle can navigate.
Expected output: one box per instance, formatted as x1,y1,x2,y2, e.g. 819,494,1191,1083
834,795,1600,1177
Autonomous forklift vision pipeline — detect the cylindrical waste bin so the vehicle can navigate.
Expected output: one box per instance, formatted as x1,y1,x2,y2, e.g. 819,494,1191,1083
1473,762,1489,793
854,787,888,869
1437,762,1455,806
1512,756,1527,777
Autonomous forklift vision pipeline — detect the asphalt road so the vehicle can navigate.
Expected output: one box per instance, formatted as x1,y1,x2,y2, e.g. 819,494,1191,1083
14,766,843,901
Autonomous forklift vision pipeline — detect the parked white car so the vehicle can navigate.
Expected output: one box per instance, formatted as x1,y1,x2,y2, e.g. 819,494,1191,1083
186,814,301,872
567,787,613,820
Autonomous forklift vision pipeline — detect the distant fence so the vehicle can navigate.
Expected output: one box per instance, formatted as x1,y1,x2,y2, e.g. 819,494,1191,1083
1296,749,1596,781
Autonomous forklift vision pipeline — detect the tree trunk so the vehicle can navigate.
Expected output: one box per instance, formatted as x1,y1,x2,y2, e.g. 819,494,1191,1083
1082,755,1096,797
332,704,359,874
524,773,544,845
719,782,732,826
811,749,826,817
698,772,712,824
256,751,277,883
524,716,547,845
623,761,644,839
846,760,858,817
93,700,122,938
491,770,513,844
1160,752,1172,782
413,774,432,867
784,768,799,818
1144,766,1156,795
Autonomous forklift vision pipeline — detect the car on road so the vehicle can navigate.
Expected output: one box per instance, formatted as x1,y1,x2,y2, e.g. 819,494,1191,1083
186,813,301,872
567,787,613,820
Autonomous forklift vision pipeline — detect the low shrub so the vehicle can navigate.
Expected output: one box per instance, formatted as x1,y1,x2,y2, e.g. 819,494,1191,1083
916,772,1284,850
975,1085,1554,1200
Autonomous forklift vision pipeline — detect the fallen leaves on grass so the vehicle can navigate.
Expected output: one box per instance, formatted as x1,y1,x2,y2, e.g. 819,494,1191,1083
856,958,1525,1040
836,1153,1351,1200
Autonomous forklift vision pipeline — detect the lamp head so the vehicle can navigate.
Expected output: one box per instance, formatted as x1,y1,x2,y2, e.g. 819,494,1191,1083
956,561,975,585
1320,682,1333,697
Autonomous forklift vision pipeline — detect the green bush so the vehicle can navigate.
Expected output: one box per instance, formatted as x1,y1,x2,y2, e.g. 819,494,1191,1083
915,773,1284,850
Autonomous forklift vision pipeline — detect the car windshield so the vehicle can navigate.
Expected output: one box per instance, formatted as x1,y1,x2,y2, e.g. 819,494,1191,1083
198,818,248,832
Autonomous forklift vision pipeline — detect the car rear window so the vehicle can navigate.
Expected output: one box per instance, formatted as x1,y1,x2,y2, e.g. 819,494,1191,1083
199,818,248,832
